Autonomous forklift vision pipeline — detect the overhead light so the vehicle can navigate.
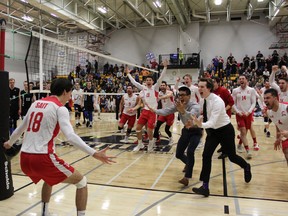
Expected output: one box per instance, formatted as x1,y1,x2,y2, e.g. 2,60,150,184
97,6,107,14
214,0,222,6
257,0,264,2
51,13,57,17
21,0,28,3
153,0,162,8
22,15,34,22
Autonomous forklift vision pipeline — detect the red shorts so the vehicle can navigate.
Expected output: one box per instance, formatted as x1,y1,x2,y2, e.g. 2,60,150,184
157,113,175,126
20,152,74,186
137,109,156,129
282,139,288,151
119,113,136,128
236,113,253,129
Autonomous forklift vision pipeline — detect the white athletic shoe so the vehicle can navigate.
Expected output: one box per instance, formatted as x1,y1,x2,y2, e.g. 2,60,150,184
147,141,155,152
246,150,252,159
168,137,174,145
124,136,129,142
237,144,244,153
133,143,144,152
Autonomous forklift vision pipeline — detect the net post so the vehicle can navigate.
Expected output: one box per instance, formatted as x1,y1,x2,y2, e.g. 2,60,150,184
0,19,14,200
0,19,6,70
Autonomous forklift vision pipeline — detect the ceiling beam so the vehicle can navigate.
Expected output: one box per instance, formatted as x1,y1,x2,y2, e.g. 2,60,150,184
99,0,136,28
166,0,187,29
123,0,154,26
205,0,211,23
226,0,232,21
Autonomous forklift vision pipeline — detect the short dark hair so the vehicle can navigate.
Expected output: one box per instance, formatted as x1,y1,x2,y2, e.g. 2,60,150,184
178,86,191,95
161,81,167,85
145,75,154,81
50,78,73,96
279,77,288,83
264,88,278,97
213,77,220,84
199,78,214,92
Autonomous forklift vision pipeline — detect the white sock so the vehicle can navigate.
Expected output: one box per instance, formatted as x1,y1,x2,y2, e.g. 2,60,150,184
41,202,49,216
77,210,86,216
138,140,142,145
76,120,79,124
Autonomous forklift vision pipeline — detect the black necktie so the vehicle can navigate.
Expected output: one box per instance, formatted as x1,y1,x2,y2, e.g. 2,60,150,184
203,99,208,123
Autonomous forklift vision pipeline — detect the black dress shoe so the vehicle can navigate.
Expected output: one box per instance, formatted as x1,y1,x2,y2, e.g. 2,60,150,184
192,186,210,197
182,165,187,173
217,147,222,153
244,163,252,183
178,177,189,186
218,153,227,159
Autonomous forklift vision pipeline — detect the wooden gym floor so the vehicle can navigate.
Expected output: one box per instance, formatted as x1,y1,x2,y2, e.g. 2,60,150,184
1,113,288,216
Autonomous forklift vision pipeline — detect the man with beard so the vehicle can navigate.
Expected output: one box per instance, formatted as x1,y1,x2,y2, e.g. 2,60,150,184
118,85,139,142
152,81,175,145
127,59,168,152
264,88,288,164
232,75,257,159
269,65,288,103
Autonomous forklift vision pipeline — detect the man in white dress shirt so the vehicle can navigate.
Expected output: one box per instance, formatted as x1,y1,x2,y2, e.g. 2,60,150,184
3,78,116,216
192,78,251,197
264,88,288,164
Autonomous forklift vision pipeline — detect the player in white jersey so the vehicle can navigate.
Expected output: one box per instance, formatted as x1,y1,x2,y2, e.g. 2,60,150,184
152,81,175,145
3,78,116,216
175,74,201,103
127,59,168,152
269,65,288,103
264,88,288,164
256,80,272,137
232,75,257,159
118,85,139,142
72,82,83,127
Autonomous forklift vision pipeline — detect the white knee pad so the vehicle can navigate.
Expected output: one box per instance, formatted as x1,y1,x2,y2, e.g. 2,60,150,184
136,130,142,133
75,176,87,189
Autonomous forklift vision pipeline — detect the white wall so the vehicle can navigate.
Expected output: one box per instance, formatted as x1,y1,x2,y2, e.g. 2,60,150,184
4,16,281,86
199,17,280,67
4,31,30,88
105,23,200,66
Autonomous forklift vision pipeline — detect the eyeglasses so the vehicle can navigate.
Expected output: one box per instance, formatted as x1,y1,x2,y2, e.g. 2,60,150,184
178,93,187,97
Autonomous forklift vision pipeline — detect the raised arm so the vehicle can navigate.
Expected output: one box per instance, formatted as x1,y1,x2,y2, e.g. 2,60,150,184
126,67,143,90
269,65,281,92
154,59,169,89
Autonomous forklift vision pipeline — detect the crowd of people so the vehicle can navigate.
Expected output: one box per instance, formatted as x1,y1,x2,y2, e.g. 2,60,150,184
4,49,288,215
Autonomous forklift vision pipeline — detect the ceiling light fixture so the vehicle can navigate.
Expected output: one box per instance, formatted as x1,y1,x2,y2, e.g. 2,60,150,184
257,0,264,2
22,15,34,22
153,0,162,8
51,13,57,17
21,0,28,3
97,6,107,14
214,0,222,6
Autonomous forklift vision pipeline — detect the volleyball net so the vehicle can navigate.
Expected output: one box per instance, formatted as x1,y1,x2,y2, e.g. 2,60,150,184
25,31,158,92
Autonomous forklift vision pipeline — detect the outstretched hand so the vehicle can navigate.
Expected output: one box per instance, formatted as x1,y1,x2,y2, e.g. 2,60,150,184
163,59,169,67
93,146,116,164
191,115,203,128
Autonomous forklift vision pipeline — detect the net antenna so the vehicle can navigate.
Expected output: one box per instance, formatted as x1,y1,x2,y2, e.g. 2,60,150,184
28,31,159,92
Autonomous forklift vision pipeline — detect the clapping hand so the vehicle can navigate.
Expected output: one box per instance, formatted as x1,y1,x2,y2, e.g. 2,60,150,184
191,115,203,127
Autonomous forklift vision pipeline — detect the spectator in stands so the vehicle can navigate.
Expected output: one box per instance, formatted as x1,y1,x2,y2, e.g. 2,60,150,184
243,54,250,70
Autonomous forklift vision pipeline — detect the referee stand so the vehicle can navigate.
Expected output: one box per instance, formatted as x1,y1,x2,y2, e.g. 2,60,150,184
0,18,14,200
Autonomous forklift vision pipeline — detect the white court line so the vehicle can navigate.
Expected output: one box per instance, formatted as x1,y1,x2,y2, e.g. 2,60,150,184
66,152,146,215
131,154,176,216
